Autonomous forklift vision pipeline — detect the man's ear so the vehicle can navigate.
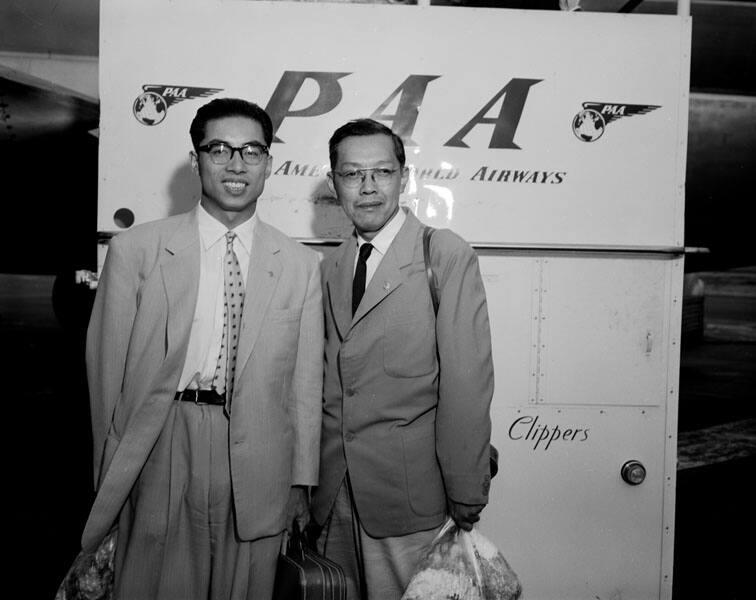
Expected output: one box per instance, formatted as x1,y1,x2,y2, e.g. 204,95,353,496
190,151,198,173
400,166,410,193
264,155,273,179
326,172,336,196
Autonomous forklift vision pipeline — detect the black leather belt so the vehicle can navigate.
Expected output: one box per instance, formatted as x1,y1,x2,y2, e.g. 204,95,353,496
175,389,225,405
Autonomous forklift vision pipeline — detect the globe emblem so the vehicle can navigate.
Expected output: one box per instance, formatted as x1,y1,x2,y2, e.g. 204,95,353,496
572,109,605,142
133,92,168,126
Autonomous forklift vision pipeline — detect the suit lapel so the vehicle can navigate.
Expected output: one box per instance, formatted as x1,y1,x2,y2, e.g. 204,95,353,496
351,249,402,323
350,210,423,326
161,212,201,359
234,220,281,383
326,237,357,341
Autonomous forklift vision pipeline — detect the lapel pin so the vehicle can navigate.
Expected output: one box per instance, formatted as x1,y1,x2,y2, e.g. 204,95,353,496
383,281,391,292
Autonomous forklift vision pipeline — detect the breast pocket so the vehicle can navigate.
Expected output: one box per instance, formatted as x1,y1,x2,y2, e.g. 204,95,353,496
268,306,302,322
383,312,436,378
254,307,301,376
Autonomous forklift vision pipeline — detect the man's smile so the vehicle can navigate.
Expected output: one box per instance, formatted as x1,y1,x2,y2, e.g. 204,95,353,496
222,180,248,195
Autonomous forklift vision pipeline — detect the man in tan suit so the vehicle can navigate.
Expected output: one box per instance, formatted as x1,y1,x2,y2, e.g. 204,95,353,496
82,98,323,599
311,119,494,599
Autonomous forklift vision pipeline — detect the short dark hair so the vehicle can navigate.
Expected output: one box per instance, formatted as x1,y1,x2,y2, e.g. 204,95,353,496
329,119,406,170
189,98,273,150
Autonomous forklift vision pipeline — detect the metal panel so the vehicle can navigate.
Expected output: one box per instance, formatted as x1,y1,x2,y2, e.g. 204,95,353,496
98,2,690,247
539,255,672,406
479,251,682,599
482,404,666,600
478,254,539,411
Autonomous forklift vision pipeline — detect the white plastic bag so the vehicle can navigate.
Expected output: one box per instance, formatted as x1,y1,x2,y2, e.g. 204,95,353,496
402,519,522,600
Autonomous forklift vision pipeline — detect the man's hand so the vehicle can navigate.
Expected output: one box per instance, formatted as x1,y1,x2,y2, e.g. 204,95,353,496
285,485,310,534
448,499,485,532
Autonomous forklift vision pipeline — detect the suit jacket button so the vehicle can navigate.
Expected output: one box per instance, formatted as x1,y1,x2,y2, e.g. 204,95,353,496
344,433,355,442
345,388,356,397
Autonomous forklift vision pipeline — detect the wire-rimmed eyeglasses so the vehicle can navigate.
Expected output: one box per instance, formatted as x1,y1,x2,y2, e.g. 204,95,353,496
333,167,400,188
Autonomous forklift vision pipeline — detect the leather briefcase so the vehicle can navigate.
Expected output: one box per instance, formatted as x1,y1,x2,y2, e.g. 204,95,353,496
273,522,347,600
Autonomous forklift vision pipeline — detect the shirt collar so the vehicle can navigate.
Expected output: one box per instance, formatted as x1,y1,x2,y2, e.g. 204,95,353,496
356,207,406,257
197,203,256,254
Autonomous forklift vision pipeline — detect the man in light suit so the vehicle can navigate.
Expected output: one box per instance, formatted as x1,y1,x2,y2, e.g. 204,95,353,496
82,98,323,599
311,119,494,599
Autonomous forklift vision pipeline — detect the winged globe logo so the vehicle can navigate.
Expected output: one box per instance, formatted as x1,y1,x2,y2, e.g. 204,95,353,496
572,102,660,142
133,85,223,126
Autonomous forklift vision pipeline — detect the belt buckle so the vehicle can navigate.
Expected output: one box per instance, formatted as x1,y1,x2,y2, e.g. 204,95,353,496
183,388,201,404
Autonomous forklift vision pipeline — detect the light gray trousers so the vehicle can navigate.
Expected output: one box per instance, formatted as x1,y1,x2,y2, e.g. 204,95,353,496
319,479,442,600
113,401,282,600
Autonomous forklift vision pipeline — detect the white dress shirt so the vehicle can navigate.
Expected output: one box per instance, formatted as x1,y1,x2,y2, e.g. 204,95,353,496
354,207,406,286
178,204,255,391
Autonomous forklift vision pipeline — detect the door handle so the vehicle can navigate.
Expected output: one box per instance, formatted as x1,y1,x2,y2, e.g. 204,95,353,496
621,460,646,485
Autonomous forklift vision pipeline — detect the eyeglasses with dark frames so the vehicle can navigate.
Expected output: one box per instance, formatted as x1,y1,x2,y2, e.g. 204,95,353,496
198,141,269,166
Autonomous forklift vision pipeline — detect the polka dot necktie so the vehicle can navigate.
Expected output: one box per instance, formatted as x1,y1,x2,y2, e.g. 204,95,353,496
213,231,245,404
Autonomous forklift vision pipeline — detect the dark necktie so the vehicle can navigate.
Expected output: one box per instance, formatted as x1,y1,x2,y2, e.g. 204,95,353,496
352,243,374,316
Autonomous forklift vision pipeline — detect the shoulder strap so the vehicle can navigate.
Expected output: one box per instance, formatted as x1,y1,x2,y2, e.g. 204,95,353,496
422,226,439,316
423,225,499,481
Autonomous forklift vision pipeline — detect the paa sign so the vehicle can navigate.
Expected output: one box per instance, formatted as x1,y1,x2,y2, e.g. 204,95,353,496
264,72,541,150
100,2,690,247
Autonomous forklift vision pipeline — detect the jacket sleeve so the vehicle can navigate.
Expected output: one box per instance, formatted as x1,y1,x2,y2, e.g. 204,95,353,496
433,232,494,505
288,253,325,486
85,235,139,489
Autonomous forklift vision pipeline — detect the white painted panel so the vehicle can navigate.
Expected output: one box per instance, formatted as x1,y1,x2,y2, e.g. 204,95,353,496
482,405,666,600
540,256,671,406
100,1,690,247
479,254,538,411
478,252,679,598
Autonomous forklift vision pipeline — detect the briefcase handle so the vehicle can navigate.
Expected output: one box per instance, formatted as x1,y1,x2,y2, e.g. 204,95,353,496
283,520,309,561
